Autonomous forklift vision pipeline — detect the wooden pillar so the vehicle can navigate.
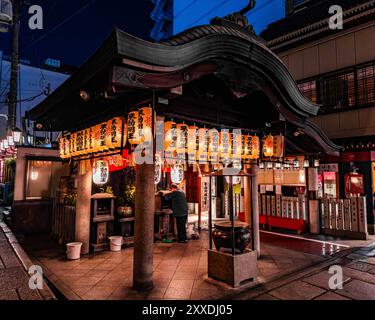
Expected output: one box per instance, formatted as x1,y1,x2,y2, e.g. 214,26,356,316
250,164,260,258
133,163,155,291
75,160,92,255
244,173,252,226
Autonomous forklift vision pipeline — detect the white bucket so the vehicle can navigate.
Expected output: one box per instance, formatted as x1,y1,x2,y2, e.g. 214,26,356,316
66,242,82,260
109,236,123,252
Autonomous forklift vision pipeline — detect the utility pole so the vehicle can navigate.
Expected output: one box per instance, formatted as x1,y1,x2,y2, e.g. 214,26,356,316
7,0,21,132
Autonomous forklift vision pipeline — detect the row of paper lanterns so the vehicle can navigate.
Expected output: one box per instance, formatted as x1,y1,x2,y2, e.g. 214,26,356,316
59,116,126,158
60,106,285,161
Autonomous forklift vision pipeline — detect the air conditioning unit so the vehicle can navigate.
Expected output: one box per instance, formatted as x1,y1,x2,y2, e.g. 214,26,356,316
0,0,13,33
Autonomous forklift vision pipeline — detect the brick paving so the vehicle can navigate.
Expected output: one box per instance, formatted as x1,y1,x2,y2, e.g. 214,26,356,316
0,223,42,300
235,242,375,300
20,231,331,300
6,210,375,301
0,208,56,301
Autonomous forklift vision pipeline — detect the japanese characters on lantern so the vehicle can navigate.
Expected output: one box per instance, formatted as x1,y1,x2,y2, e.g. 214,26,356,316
208,129,219,164
164,121,177,161
108,117,126,149
250,135,260,160
58,111,283,168
171,163,184,184
154,154,162,184
138,107,153,143
198,128,208,164
242,135,252,160
219,130,231,164
262,134,274,158
273,134,285,159
176,123,188,161
187,126,198,164
127,111,140,145
92,160,109,185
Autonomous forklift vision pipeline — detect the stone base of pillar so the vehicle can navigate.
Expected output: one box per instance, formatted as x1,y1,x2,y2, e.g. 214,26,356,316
133,280,154,292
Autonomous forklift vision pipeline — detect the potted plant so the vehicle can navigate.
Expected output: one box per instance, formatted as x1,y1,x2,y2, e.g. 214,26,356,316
63,192,77,206
116,185,135,218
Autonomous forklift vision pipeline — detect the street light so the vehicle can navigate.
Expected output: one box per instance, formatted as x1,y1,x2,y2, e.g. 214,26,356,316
0,0,13,33
7,134,14,146
3,139,9,149
0,141,4,151
12,127,22,144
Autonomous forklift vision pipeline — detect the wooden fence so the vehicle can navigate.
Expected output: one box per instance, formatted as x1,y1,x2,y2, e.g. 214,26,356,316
320,197,368,239
52,201,76,245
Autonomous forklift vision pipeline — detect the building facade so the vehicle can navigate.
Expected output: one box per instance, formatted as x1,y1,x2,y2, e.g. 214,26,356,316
150,0,285,41
0,52,71,140
261,0,375,233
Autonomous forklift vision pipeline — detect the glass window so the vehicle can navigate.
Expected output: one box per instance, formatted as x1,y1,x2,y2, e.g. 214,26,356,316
298,80,317,104
320,71,355,111
26,160,52,200
357,64,375,106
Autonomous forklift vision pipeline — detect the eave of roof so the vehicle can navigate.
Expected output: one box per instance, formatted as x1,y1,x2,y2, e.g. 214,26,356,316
260,0,374,51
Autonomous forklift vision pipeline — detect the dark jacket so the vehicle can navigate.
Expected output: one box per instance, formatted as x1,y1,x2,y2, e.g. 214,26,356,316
164,190,188,217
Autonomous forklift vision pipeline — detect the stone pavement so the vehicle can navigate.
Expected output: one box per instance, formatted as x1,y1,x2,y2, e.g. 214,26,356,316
0,220,55,300
234,242,375,300
18,230,358,300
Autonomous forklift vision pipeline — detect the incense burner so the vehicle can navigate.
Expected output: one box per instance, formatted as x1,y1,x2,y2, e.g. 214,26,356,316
212,221,251,253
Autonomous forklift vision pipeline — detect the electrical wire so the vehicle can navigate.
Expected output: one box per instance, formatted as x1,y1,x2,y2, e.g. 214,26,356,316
0,90,45,104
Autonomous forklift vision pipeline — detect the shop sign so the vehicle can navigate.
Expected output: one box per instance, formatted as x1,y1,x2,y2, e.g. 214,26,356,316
201,176,210,212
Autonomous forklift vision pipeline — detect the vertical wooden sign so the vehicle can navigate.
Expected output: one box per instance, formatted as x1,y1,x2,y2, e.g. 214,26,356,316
266,195,271,216
343,199,351,231
294,198,299,220
350,197,359,232
357,196,367,233
282,197,287,218
330,199,337,230
262,195,267,216
276,194,281,217
288,198,294,219
298,196,306,220
337,199,344,231
323,199,330,229
271,196,276,217
258,193,262,216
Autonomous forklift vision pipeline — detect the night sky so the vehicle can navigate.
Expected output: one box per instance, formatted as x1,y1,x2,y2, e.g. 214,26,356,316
0,0,154,67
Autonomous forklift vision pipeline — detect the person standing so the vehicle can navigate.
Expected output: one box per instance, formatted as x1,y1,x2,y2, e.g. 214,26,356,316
163,184,188,243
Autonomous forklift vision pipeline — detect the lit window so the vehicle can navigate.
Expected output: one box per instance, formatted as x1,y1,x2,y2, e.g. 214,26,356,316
298,80,317,104
26,160,52,199
357,65,375,106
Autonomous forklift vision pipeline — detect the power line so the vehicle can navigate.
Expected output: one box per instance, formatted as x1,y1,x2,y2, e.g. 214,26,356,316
0,91,45,104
